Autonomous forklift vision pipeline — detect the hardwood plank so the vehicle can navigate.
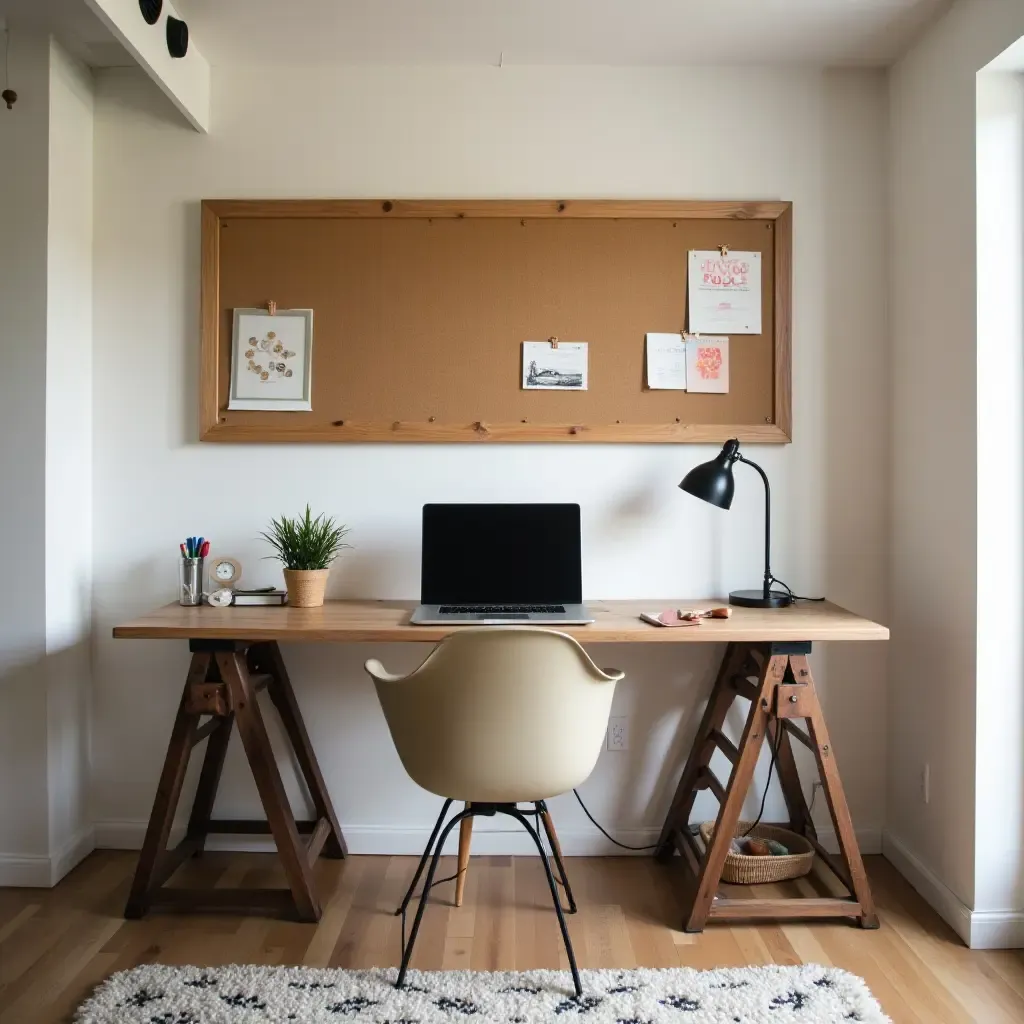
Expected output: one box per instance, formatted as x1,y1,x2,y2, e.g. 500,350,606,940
112,598,890,643
471,857,515,973
301,859,368,968
4,852,1013,1024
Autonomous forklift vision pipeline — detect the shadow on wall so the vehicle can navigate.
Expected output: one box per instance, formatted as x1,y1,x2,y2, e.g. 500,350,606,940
0,639,91,880
816,69,889,844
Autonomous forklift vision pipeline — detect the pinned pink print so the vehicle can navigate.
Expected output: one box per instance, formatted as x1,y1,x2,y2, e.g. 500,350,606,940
694,344,723,381
685,336,729,394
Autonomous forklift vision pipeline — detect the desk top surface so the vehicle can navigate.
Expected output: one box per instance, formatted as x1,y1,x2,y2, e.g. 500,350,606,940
112,599,888,643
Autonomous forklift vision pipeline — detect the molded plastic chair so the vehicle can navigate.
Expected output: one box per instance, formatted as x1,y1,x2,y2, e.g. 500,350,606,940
366,628,623,997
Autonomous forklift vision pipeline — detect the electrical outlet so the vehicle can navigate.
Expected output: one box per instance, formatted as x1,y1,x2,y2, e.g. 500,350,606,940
607,716,628,751
922,763,930,804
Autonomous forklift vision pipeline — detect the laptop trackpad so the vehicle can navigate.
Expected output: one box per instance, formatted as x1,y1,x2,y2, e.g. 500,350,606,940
477,613,529,619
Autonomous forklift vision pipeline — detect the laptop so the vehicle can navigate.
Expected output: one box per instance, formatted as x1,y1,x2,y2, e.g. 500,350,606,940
410,503,594,625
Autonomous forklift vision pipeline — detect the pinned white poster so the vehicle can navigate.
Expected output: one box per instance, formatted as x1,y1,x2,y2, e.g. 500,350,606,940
645,333,687,390
688,250,762,334
685,336,729,394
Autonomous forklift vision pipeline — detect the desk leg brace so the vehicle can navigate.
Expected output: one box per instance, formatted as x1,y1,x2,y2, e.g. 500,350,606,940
124,640,347,923
654,642,877,933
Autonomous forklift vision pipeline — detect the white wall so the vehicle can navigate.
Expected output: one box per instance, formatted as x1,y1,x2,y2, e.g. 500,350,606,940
976,67,1024,920
45,37,95,878
0,29,95,886
90,64,889,855
0,26,53,875
887,0,1024,946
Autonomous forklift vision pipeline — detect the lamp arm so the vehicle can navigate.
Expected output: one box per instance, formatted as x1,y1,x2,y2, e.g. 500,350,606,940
736,453,775,599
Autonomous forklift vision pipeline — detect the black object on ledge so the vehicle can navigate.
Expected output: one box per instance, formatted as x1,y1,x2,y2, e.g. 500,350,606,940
679,438,793,609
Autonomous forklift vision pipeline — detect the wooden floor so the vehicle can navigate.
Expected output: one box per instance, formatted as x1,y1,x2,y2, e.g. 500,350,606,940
1,851,1022,1023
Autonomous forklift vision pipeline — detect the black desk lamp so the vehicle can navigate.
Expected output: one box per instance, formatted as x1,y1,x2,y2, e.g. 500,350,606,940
679,438,792,608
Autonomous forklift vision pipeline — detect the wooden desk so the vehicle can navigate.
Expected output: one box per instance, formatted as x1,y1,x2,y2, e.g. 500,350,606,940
113,599,888,930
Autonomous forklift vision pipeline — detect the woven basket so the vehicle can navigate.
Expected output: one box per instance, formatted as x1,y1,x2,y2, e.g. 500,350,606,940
698,821,814,884
282,568,329,608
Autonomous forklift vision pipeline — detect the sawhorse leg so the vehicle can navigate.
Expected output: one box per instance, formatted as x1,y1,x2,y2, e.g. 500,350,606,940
655,641,877,932
125,639,347,922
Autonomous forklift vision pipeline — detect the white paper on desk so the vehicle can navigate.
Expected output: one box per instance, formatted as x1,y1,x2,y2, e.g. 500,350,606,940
688,250,762,334
522,341,588,390
685,335,729,394
645,333,687,390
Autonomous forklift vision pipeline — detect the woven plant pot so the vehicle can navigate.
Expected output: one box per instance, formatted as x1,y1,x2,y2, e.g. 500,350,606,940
282,568,329,608
698,821,814,885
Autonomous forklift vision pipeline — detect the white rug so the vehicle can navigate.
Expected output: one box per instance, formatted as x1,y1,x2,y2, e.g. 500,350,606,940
74,964,891,1023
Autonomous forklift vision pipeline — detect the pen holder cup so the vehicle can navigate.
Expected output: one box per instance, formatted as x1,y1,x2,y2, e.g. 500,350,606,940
179,557,205,606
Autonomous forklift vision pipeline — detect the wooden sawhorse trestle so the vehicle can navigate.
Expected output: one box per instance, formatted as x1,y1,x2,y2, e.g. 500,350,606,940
124,639,347,922
655,641,878,932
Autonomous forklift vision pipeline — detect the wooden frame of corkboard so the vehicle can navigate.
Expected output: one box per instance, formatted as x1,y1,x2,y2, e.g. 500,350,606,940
199,199,792,444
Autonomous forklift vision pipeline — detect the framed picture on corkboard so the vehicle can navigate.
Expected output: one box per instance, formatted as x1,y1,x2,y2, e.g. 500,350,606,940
199,199,792,444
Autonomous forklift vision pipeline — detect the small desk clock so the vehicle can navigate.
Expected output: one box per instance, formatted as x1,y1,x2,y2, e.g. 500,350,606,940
210,556,242,588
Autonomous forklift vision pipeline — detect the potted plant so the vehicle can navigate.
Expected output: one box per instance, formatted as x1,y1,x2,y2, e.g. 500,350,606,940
261,505,352,608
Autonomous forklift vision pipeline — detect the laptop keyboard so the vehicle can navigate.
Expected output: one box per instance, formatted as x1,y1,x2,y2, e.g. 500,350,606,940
438,605,566,614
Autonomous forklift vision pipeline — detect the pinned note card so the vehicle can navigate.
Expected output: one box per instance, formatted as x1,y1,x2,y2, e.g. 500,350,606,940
688,250,762,334
522,341,588,390
645,333,687,390
685,336,729,394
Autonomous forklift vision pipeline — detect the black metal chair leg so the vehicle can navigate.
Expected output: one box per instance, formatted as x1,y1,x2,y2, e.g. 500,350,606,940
396,807,473,990
508,808,583,999
535,801,578,914
395,798,453,919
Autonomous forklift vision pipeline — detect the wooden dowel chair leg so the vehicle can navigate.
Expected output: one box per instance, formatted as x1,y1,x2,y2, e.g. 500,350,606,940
455,803,472,908
537,801,577,914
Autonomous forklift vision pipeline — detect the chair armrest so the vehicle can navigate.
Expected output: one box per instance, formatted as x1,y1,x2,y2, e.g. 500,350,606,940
364,658,408,683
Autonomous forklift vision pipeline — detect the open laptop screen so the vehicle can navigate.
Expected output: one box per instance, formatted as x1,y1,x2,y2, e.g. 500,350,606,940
421,503,582,605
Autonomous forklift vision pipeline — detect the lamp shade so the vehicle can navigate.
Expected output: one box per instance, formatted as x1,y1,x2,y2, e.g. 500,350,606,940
678,440,740,510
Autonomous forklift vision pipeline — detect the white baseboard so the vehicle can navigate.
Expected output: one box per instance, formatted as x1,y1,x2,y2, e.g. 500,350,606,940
0,851,53,887
94,819,663,856
49,825,95,885
881,830,1024,949
0,825,95,888
881,830,973,944
93,819,882,858
813,826,882,857
968,910,1024,949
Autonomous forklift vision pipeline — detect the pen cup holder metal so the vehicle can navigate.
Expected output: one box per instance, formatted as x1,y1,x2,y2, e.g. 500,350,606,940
179,557,205,606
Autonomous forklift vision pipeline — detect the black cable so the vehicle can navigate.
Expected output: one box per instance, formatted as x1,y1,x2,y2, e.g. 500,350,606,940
741,724,783,837
573,789,658,851
774,577,825,603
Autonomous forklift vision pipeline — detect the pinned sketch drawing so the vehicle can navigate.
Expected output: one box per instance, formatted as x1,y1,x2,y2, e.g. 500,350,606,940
522,341,589,390
685,335,729,394
688,250,762,334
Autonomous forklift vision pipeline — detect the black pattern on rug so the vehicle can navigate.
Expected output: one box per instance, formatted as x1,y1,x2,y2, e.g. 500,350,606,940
73,965,892,1023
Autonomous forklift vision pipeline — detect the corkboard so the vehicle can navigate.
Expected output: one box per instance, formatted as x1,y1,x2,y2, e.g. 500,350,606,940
200,200,792,443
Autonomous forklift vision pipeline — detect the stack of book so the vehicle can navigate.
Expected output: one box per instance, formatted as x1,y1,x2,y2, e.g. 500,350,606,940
231,588,288,607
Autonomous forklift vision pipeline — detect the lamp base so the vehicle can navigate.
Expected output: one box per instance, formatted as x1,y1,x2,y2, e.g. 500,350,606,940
729,588,793,609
